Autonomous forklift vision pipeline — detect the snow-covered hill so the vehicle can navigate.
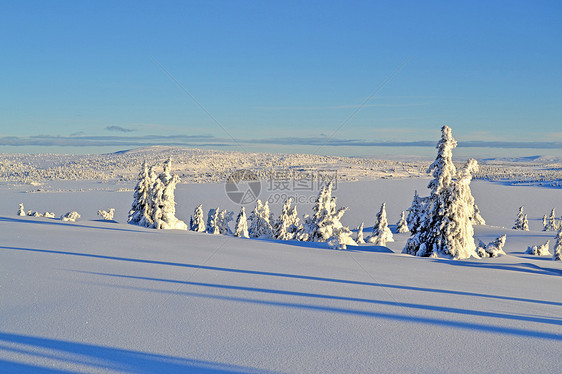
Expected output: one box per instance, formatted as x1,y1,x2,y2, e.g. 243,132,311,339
1,177,561,373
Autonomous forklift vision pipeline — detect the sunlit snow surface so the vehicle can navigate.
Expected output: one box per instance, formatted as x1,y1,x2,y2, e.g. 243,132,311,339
0,150,561,373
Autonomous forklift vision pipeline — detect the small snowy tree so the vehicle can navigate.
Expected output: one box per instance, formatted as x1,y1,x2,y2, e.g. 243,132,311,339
543,209,558,231
355,222,365,244
513,206,529,231
207,208,221,235
553,230,562,261
274,198,300,240
190,205,206,232
97,208,115,220
248,200,274,239
526,240,551,256
234,207,249,238
395,211,409,233
18,203,26,216
217,209,234,235
477,235,507,258
472,204,486,225
368,202,394,246
149,159,187,230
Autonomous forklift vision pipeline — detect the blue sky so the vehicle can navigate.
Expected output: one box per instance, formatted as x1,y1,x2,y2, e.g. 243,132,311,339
1,1,561,157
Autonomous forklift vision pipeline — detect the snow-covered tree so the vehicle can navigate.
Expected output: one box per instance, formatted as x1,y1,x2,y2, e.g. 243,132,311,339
477,235,507,258
403,126,478,259
296,183,355,248
395,211,409,233
207,208,221,235
543,209,558,231
128,162,155,227
274,198,300,240
234,207,249,238
248,200,274,239
526,240,551,256
368,202,394,246
355,222,365,244
553,230,562,261
217,209,234,235
17,203,26,216
190,204,206,232
61,211,80,222
97,208,115,220
328,226,355,250
406,190,429,233
512,206,529,231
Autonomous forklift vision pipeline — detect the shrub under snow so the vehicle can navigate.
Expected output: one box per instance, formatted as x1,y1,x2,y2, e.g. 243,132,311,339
97,208,115,220
61,211,80,222
477,235,507,258
526,241,551,256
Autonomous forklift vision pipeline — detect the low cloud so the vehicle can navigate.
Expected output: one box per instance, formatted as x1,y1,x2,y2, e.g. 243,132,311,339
105,125,135,133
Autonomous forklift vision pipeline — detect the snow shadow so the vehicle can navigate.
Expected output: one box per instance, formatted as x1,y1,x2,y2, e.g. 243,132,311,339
0,332,272,373
3,245,561,309
432,258,562,277
0,216,147,234
83,272,562,330
79,274,562,342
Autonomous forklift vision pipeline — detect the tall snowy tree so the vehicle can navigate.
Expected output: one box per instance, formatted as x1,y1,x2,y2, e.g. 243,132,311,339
150,159,187,230
553,230,562,261
403,126,478,259
128,162,155,227
234,206,249,238
543,208,558,231
513,206,529,231
207,208,221,235
355,222,365,244
274,198,300,240
217,210,234,235
190,204,206,232
248,200,274,239
368,202,394,246
406,190,429,234
395,211,409,233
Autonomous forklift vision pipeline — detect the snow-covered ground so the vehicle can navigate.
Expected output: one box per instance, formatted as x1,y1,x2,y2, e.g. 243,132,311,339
1,149,561,373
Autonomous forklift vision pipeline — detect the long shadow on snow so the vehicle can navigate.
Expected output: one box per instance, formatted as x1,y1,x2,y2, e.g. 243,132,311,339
0,216,149,234
432,258,562,277
2,246,561,308
81,280,562,342
81,271,562,328
0,332,271,374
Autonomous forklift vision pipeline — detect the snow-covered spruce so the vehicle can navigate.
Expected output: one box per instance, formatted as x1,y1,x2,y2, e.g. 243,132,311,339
526,241,551,256
248,200,274,239
128,162,155,227
207,208,221,235
403,126,479,259
395,211,409,233
234,207,249,238
512,206,529,231
472,204,486,225
543,208,559,231
477,235,507,258
190,204,206,232
129,159,186,230
368,202,394,246
18,203,26,216
97,208,115,221
61,211,80,222
274,198,300,240
296,182,355,248
355,222,365,244
217,210,234,235
553,230,562,261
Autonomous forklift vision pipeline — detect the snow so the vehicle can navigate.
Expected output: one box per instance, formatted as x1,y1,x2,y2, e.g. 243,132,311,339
1,153,562,373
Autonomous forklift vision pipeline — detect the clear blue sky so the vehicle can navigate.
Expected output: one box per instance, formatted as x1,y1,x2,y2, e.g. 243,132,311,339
1,0,561,157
